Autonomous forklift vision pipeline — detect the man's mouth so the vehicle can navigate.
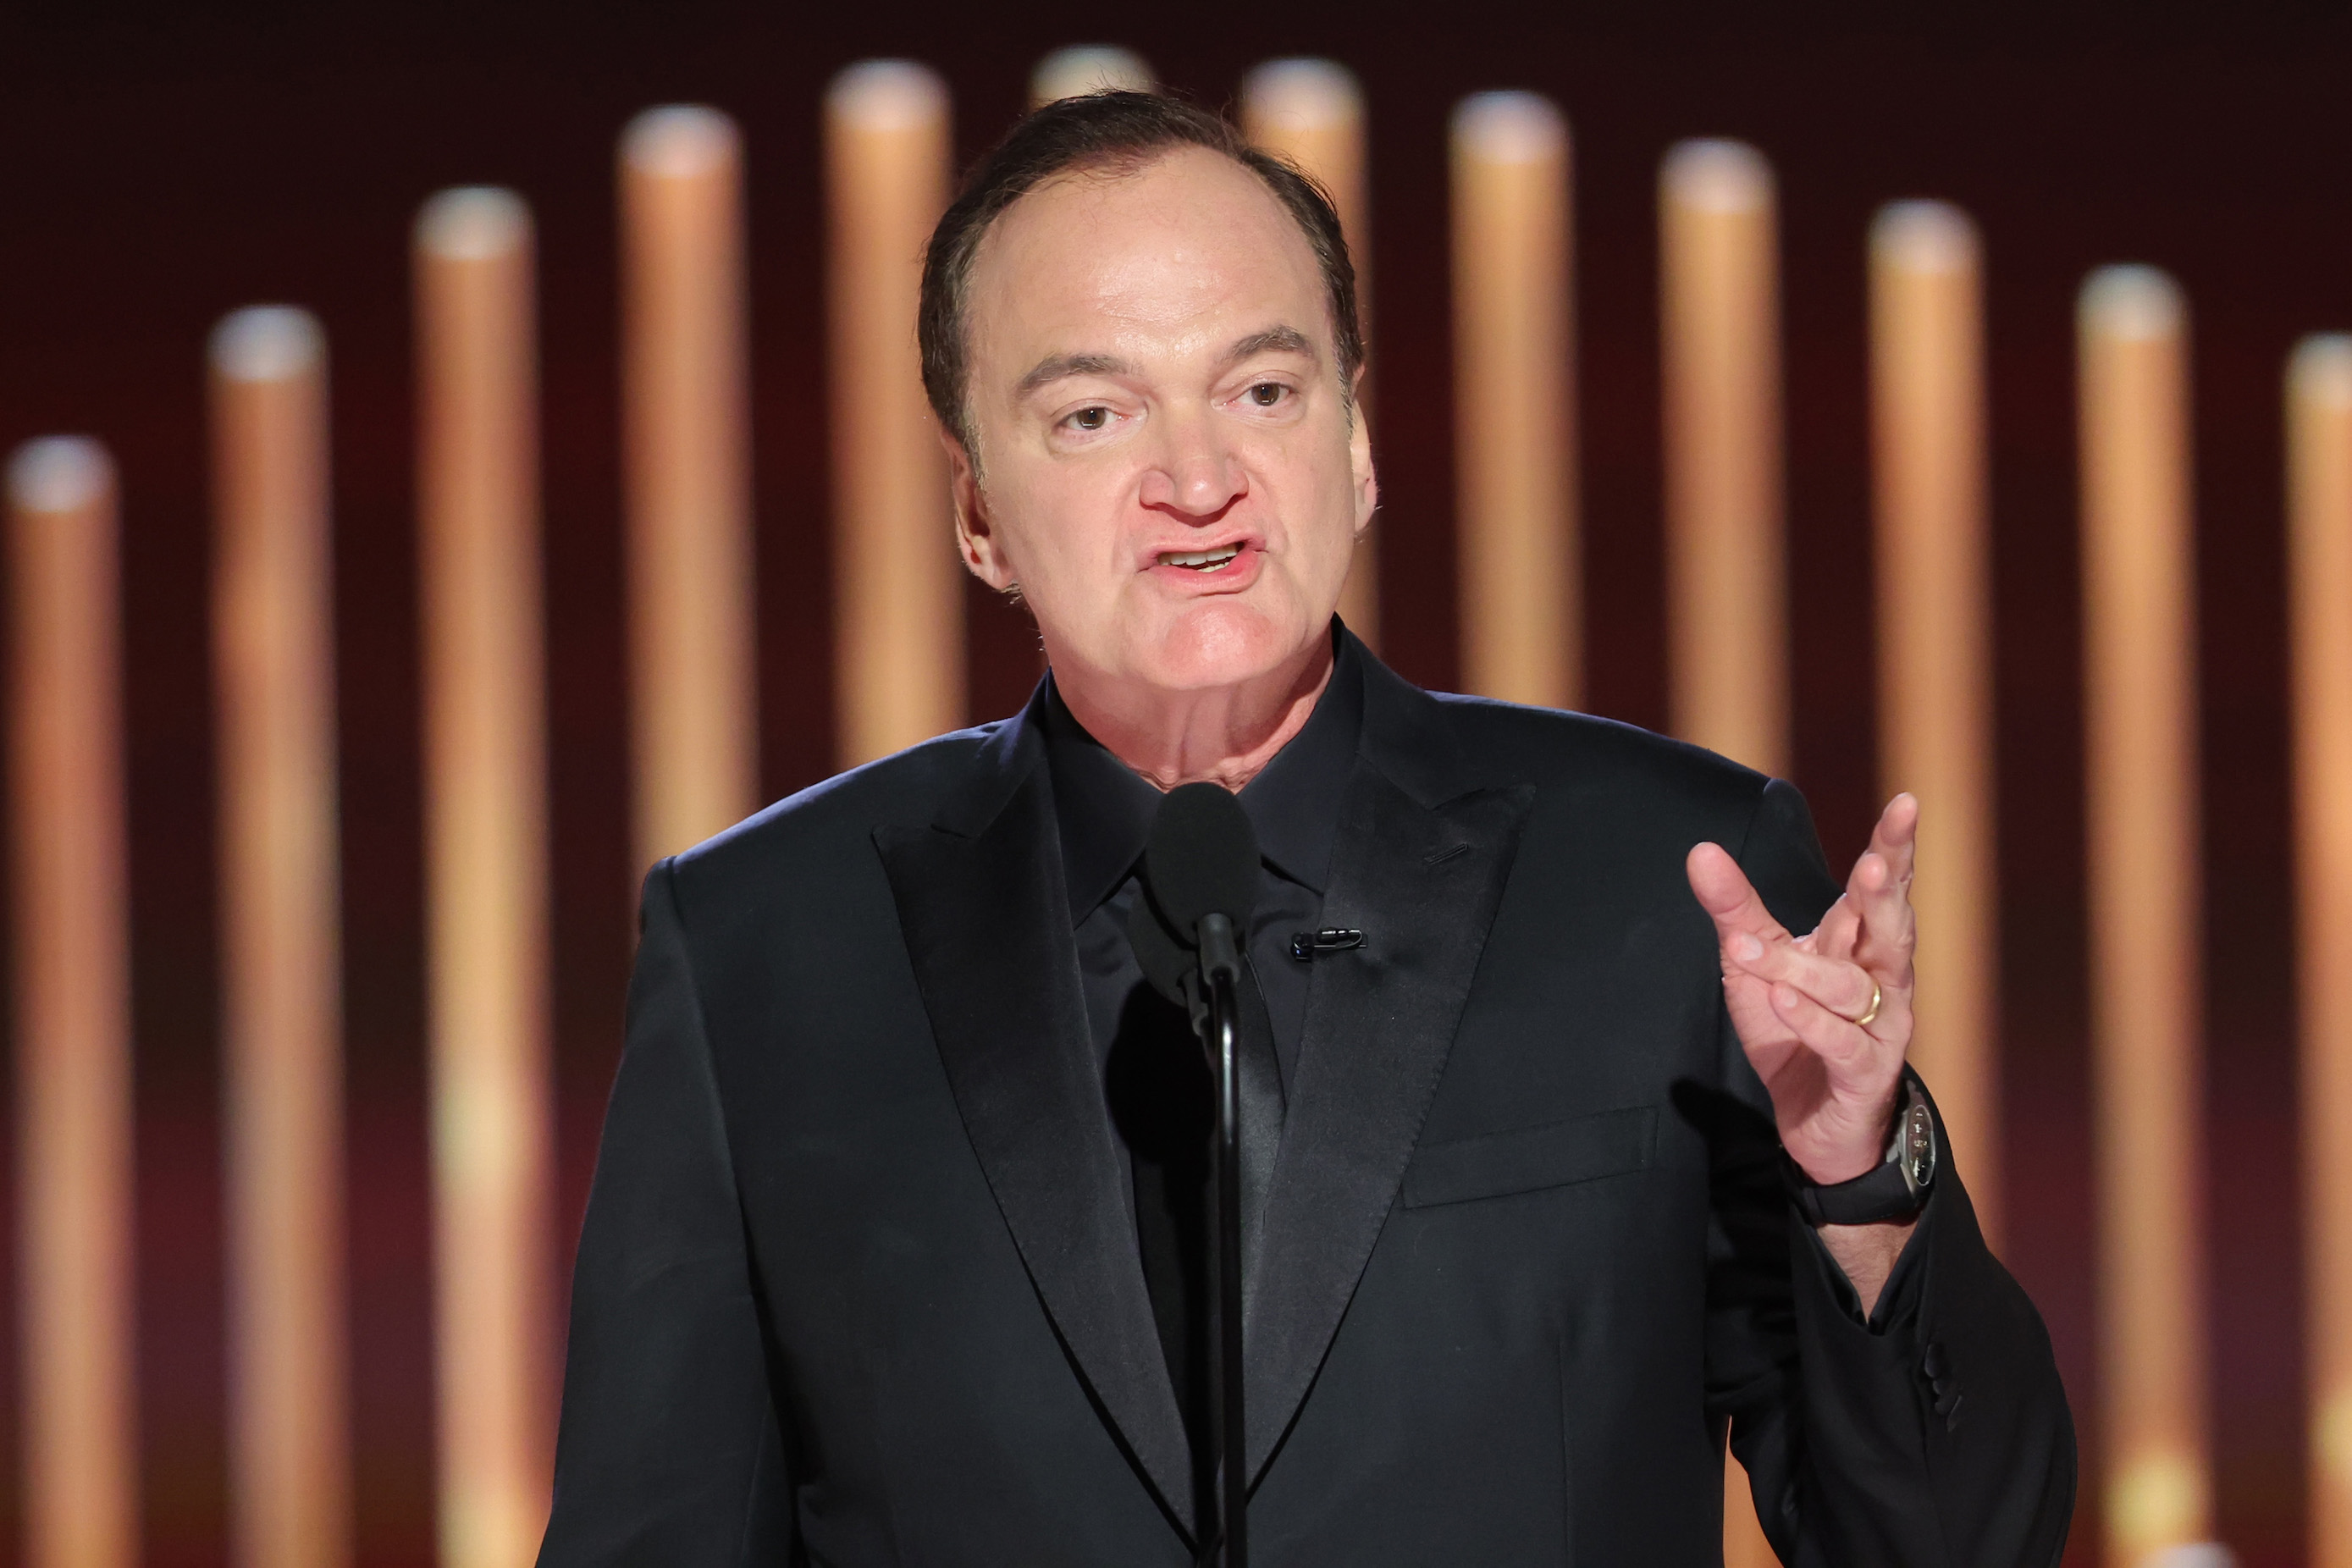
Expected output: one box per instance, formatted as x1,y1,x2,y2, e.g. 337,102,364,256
1157,543,1245,571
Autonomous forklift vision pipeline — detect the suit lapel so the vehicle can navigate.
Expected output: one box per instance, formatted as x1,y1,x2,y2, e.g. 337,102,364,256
872,715,1195,1524
1244,658,1535,1478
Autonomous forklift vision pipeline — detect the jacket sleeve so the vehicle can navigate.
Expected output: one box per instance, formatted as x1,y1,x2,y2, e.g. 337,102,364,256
1708,779,2077,1567
538,860,795,1565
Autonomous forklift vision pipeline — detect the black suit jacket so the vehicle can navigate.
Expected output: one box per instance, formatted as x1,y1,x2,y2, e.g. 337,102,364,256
538,638,2074,1565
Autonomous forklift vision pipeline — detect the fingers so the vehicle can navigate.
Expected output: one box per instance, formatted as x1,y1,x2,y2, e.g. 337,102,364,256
1686,841,1791,947
1766,976,1902,1072
1709,799,1918,1174
1810,892,1861,961
1695,805,1915,1042
1869,792,1920,876
1847,793,1919,982
1725,937,1881,1024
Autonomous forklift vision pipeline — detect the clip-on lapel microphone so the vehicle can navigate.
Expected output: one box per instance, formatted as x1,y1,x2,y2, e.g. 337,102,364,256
1128,781,1258,1568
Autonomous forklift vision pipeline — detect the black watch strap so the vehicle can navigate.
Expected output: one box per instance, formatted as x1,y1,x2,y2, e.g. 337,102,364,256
1786,1073,1937,1227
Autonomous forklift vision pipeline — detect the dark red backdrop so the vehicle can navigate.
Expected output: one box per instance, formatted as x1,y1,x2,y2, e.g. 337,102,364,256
0,3,2343,1561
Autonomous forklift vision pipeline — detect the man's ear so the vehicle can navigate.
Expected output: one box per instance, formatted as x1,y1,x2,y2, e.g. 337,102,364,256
942,425,1017,592
1348,373,1378,540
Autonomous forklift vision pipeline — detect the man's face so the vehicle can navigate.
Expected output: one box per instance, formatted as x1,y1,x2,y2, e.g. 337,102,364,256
950,146,1375,699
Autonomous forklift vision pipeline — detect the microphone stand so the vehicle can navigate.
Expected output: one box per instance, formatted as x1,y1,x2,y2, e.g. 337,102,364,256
1195,913,1249,1568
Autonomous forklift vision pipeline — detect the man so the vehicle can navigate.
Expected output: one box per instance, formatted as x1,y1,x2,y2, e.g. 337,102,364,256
538,91,2073,1565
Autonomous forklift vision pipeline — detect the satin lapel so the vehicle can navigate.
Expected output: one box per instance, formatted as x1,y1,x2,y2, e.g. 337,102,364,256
872,721,1194,1523
1243,670,1534,1480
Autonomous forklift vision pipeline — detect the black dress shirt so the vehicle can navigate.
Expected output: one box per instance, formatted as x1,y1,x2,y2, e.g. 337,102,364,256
1039,632,1365,1510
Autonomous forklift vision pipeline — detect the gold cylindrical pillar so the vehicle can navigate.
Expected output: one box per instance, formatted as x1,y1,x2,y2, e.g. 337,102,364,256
1659,139,1786,776
620,105,758,868
2293,331,2352,1568
1029,45,1154,108
2079,263,2209,1567
1450,91,1576,709
826,61,959,767
8,436,137,1568
1868,202,2000,1239
1240,57,1379,648
210,305,351,1568
415,185,554,1568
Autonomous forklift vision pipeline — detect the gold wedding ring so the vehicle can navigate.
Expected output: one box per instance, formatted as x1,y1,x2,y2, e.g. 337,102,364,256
1848,980,1884,1030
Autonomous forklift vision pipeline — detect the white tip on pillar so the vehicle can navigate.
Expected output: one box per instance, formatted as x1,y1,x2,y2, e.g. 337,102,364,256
2294,333,2352,406
415,186,532,262
1451,91,1566,164
209,306,326,384
2082,263,2185,340
1030,46,1155,107
7,437,113,515
1240,58,1362,131
1662,138,1773,215
1871,199,1978,276
621,105,740,179
827,60,949,132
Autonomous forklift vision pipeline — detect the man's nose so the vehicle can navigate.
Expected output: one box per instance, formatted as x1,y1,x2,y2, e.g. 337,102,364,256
1137,406,1245,520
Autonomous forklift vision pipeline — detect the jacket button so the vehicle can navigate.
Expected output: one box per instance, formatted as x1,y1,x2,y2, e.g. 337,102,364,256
1922,1341,1949,1381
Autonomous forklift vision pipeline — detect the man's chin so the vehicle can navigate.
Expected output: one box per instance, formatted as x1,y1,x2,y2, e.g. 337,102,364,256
1137,609,1333,696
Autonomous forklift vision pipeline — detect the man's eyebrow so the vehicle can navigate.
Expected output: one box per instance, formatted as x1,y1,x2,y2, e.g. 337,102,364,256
1222,326,1317,366
1013,329,1317,398
1015,352,1130,397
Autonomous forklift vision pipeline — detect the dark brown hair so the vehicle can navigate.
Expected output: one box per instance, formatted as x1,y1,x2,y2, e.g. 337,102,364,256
918,90,1363,452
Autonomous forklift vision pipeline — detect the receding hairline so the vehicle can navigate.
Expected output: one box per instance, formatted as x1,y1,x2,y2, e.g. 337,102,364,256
966,140,1328,284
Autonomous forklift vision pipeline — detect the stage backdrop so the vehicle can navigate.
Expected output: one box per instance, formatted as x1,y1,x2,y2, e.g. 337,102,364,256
1,3,2344,1564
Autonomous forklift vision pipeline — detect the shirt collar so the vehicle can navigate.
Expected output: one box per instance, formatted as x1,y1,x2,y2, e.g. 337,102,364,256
1040,687,1165,925
1041,626,1365,925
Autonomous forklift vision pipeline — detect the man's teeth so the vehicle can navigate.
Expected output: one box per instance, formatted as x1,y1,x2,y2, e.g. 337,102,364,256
1159,544,1243,570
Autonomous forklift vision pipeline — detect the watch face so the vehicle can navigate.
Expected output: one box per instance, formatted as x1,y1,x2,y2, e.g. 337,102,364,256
1900,1100,1937,1193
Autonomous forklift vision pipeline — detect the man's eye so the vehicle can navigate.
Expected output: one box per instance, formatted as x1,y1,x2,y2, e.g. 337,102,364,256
1068,406,1110,431
1248,383,1286,407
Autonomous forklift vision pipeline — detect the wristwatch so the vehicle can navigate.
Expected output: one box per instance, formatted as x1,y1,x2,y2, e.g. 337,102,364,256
1786,1073,1937,1227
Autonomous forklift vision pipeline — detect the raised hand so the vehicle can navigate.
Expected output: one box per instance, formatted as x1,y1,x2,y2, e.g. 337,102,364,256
1685,794,1922,1303
1686,792,1917,1182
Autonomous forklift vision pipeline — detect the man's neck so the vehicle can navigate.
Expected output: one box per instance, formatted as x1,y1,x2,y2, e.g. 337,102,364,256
1053,633,1336,794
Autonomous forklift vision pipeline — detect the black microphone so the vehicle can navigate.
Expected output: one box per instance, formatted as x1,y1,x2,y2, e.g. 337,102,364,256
1126,781,1256,1568
1129,781,1259,1013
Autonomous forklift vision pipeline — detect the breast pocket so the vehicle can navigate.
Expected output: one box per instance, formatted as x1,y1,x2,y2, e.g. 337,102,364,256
1401,1105,1659,1209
